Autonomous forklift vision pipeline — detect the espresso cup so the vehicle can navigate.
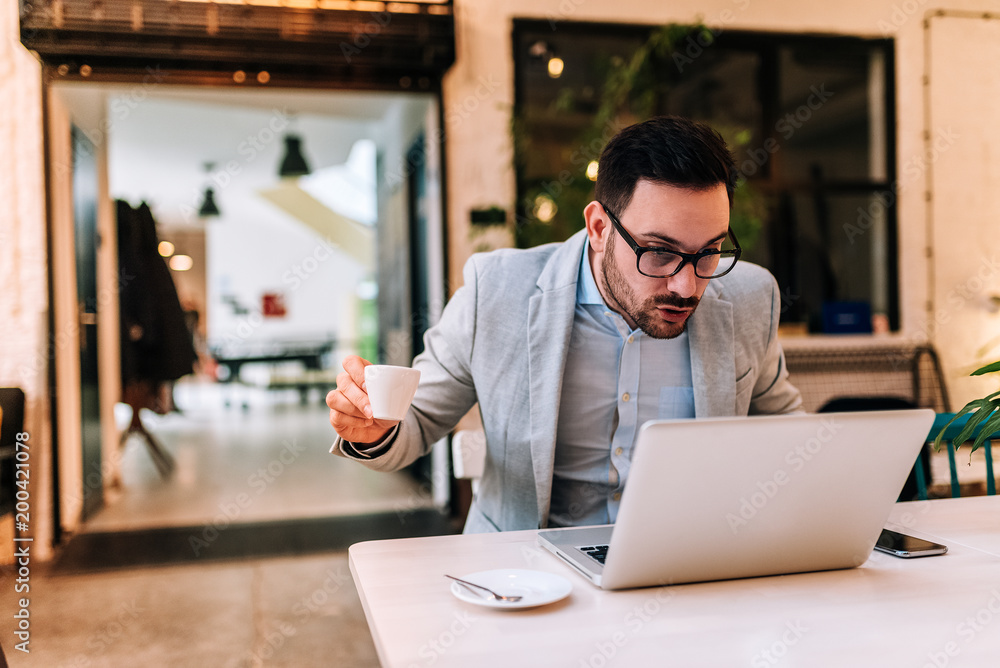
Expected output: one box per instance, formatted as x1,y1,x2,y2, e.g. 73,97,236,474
364,365,421,421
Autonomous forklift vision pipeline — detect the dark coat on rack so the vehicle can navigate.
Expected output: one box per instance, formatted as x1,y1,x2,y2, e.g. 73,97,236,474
117,200,196,387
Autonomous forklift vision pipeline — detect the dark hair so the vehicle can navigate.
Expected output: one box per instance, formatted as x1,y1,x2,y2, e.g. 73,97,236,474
594,116,737,217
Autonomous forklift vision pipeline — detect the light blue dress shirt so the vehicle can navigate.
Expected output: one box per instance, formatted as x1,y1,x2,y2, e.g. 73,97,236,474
548,242,695,527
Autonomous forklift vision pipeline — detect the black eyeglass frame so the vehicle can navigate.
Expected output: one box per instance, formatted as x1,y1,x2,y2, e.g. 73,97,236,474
599,202,743,279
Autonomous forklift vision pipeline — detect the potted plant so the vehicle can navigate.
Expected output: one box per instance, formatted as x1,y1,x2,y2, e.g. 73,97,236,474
933,360,1000,454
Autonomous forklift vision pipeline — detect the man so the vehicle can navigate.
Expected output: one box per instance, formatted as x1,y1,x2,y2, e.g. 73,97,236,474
328,116,802,533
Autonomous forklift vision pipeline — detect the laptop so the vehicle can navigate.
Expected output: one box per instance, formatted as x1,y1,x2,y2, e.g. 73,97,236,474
537,409,936,590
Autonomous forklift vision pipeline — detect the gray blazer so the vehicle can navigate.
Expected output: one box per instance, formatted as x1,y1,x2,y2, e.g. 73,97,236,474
333,230,802,532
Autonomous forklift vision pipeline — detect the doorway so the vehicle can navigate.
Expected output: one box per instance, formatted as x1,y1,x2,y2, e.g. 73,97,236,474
49,81,451,546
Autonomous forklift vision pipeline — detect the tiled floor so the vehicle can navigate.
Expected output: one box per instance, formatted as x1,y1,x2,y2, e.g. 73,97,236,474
0,551,381,667
0,379,442,667
88,380,435,531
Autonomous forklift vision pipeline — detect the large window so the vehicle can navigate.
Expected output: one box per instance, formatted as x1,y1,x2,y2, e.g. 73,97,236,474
513,21,896,333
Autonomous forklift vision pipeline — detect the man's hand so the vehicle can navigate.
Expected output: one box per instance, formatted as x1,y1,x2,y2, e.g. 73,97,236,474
327,355,398,445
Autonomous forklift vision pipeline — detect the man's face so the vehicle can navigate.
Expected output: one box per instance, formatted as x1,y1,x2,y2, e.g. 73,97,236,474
589,179,731,339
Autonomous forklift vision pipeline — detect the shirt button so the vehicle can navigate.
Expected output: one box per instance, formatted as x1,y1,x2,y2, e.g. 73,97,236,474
622,393,630,402
615,447,623,456
612,492,622,502
627,335,634,344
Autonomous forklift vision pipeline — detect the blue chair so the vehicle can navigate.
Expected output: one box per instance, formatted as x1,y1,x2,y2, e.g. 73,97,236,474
919,413,999,500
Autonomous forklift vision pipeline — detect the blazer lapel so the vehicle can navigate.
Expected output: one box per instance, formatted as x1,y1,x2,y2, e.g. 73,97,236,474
687,287,736,417
525,231,587,527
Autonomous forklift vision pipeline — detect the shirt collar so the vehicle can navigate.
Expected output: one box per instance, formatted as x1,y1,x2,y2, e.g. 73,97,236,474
577,239,606,306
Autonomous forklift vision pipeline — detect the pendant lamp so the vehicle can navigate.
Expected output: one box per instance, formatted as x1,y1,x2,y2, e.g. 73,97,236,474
198,162,221,218
198,187,221,217
279,134,311,177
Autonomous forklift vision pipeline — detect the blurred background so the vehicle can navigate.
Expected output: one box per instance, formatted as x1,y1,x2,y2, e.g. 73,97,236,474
1,0,999,665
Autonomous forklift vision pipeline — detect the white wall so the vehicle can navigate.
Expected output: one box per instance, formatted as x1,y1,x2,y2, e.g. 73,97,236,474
107,98,377,355
441,0,1000,406
0,1,55,559
926,14,1000,405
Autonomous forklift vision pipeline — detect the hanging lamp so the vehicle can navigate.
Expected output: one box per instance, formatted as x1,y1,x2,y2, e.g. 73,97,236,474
198,162,221,218
279,134,311,177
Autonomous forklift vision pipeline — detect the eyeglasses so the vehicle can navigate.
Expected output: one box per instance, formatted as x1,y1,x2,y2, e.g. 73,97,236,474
599,202,742,279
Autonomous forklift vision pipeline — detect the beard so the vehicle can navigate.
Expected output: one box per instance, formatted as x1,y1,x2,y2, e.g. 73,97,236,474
600,233,700,339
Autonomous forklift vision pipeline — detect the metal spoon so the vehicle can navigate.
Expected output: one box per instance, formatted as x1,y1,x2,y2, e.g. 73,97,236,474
445,574,523,602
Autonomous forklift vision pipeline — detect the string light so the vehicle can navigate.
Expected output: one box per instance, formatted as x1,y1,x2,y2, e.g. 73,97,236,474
547,57,564,78
533,194,557,223
169,255,193,271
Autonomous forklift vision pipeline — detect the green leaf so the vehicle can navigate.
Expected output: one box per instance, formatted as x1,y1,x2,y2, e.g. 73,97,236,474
933,401,986,451
971,360,1000,376
970,404,1000,454
952,403,999,453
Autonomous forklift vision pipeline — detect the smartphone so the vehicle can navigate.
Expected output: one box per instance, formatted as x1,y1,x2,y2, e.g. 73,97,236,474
875,529,948,558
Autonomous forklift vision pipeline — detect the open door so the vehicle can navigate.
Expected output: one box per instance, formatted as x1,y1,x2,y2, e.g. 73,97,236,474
71,126,103,519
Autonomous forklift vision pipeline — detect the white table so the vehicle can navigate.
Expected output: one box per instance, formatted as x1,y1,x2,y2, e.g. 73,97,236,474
350,497,1000,667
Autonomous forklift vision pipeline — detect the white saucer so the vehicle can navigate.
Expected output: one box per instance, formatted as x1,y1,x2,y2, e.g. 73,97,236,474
449,569,572,609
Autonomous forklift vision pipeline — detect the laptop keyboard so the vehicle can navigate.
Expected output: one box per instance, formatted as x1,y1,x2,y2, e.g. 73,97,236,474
578,545,609,565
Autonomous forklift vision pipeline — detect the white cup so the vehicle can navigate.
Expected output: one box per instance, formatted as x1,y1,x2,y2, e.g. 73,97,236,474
364,365,421,421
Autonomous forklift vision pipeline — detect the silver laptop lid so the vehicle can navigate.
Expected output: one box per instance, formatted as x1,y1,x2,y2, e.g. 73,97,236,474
588,410,934,589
